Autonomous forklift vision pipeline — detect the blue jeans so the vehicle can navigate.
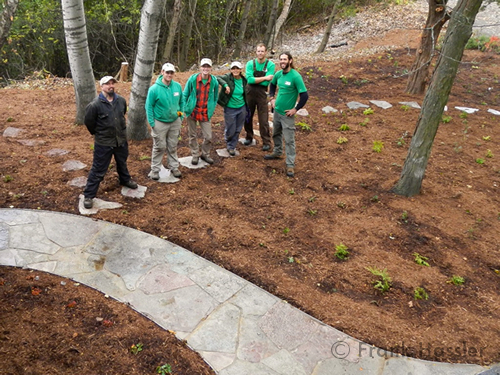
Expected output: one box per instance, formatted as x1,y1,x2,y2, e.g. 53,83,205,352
84,142,132,198
224,106,246,150
272,112,296,168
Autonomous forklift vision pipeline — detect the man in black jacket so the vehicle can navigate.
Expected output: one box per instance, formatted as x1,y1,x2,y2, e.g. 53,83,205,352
83,76,137,209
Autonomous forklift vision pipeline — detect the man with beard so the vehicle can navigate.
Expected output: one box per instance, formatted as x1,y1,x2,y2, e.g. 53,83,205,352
264,52,308,178
83,76,138,209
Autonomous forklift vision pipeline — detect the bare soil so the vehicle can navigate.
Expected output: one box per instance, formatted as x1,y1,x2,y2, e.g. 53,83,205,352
1,43,500,370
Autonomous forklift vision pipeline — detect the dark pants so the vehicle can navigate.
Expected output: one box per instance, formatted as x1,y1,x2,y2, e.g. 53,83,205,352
244,85,271,146
84,142,132,199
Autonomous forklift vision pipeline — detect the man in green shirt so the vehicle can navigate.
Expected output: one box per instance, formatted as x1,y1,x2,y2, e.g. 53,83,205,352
264,52,308,178
244,43,275,151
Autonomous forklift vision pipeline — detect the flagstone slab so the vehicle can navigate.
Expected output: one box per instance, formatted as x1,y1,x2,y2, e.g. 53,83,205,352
217,148,241,158
0,222,8,250
229,284,278,316
296,108,309,116
370,100,393,109
179,156,210,169
78,195,123,215
3,127,24,137
137,263,195,294
67,176,87,187
189,264,246,303
0,209,40,225
219,360,280,375
399,101,421,109
322,106,338,113
9,223,60,254
200,351,236,372
62,160,86,171
71,269,130,301
17,139,46,146
487,108,500,116
455,106,479,114
347,101,369,109
237,315,280,363
0,249,16,266
156,165,180,183
121,184,147,198
261,349,308,375
46,148,70,156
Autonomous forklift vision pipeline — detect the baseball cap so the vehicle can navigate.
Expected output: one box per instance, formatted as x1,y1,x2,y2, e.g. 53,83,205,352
200,58,213,67
230,61,243,69
162,63,175,72
100,76,116,85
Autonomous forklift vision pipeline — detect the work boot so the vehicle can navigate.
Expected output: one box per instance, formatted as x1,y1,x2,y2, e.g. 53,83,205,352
262,144,271,151
264,153,282,160
122,180,138,189
191,156,199,165
172,168,182,178
83,197,93,209
286,167,295,178
201,155,214,164
243,139,252,146
149,171,159,180
228,149,236,156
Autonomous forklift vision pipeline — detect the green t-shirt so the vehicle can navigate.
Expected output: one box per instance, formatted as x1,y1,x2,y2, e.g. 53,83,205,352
228,78,245,108
271,69,307,116
245,59,276,87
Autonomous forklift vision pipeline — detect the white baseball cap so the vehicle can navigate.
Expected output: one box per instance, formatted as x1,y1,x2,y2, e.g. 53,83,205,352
100,76,116,85
200,58,213,67
162,63,175,72
230,61,243,69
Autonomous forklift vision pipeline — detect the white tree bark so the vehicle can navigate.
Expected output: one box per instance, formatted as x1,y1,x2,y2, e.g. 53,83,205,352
271,0,292,47
127,0,167,141
61,0,97,124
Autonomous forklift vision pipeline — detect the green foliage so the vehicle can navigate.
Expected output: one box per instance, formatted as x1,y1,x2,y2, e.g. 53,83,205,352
363,108,374,115
413,253,430,267
366,267,392,293
3,175,13,183
441,115,452,123
130,343,143,355
339,75,349,84
465,35,490,51
337,136,348,144
449,275,465,285
400,105,410,111
156,364,172,375
296,122,312,131
414,287,429,300
283,227,290,235
475,158,485,164
459,111,468,119
359,118,369,127
335,243,349,260
372,140,384,153
338,124,350,131
139,155,151,161
486,149,494,158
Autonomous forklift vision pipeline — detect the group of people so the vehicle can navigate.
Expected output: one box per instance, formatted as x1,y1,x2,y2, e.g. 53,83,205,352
82,44,308,209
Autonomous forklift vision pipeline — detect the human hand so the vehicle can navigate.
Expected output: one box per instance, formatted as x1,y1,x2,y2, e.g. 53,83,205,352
225,86,231,94
285,108,297,117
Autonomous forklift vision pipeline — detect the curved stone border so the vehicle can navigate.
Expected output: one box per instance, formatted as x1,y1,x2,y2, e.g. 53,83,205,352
0,209,497,374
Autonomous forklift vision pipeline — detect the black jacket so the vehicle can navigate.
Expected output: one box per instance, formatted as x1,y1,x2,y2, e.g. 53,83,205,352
216,73,247,107
84,93,127,147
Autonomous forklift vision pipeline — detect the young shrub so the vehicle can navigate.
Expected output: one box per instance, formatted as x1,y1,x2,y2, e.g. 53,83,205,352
372,140,384,153
413,253,430,267
366,267,392,293
414,287,429,300
335,243,349,260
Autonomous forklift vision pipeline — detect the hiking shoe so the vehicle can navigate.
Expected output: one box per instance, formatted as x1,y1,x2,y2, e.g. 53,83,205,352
201,155,214,164
262,144,271,151
286,167,295,178
83,197,93,209
264,153,282,160
243,139,252,146
191,156,199,165
228,149,236,156
171,168,182,178
123,180,138,189
149,171,159,180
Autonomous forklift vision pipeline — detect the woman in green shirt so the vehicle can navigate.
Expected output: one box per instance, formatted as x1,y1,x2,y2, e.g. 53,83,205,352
216,61,248,156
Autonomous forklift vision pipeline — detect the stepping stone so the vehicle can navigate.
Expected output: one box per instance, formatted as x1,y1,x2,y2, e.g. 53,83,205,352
322,106,338,113
17,139,46,146
455,106,478,114
238,138,257,146
121,184,147,198
347,101,369,109
296,108,309,116
62,160,86,172
488,108,500,116
3,127,24,138
46,148,70,157
399,101,421,109
67,176,87,188
153,165,180,183
78,194,122,215
216,148,240,158
370,100,392,109
179,156,210,169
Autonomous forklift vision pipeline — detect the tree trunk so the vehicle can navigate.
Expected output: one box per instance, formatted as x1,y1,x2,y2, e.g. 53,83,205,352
162,0,182,62
405,0,450,94
61,0,97,125
264,0,279,48
0,0,18,50
316,0,341,54
233,0,252,58
179,0,197,71
392,0,483,197
270,0,292,49
127,0,167,141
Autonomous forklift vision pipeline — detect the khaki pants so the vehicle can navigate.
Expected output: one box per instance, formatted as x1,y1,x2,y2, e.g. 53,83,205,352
187,116,212,157
150,118,181,172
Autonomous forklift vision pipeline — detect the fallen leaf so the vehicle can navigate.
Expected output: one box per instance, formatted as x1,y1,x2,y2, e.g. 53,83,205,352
102,320,114,327
31,287,42,296
67,300,77,308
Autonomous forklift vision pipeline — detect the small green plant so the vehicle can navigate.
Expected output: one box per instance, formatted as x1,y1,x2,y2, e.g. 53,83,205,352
413,253,430,267
308,196,316,202
339,75,348,84
130,343,143,355
459,111,468,119
3,175,13,183
90,144,94,151
414,287,429,300
288,188,295,195
482,135,491,141
337,136,348,144
156,363,172,375
449,275,465,285
400,105,410,111
401,211,408,222
283,227,290,234
307,209,317,216
476,158,485,164
296,122,312,131
288,256,295,263
337,201,346,208
139,155,151,161
359,118,369,127
338,124,350,131
372,140,384,153
363,108,374,115
335,243,350,260
486,149,494,158
371,195,379,203
366,267,392,293
441,115,452,123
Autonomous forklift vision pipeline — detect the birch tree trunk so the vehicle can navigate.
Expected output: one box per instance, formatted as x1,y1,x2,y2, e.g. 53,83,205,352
127,0,167,141
0,0,18,50
392,0,483,197
233,0,252,59
162,0,182,62
270,0,292,48
316,0,341,53
61,0,97,125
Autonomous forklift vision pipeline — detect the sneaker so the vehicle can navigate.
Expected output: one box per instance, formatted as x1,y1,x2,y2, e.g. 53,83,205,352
172,168,182,178
264,153,282,160
286,167,295,178
123,180,138,189
262,144,271,151
228,149,236,156
83,197,93,209
149,171,159,180
201,155,214,164
191,156,199,165
243,139,252,146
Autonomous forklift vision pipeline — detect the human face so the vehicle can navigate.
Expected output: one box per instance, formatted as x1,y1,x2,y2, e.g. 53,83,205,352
230,67,241,78
162,70,174,84
200,64,211,78
279,54,291,72
101,80,115,97
256,46,267,62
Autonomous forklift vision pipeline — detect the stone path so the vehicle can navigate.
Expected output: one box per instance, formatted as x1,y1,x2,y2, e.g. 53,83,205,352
1,208,498,375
